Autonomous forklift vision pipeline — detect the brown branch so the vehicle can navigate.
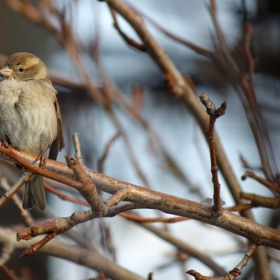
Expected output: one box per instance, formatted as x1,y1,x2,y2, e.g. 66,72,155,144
233,243,258,274
98,77,201,196
17,157,125,255
104,190,127,208
107,108,152,189
109,6,147,52
0,228,145,280
99,0,250,225
49,182,184,224
241,193,280,209
0,172,33,208
0,146,83,190
17,210,94,256
0,175,34,226
1,265,18,280
1,147,280,251
121,212,189,223
137,222,226,276
66,156,108,216
72,133,83,164
108,202,146,214
199,93,226,211
239,153,262,170
242,171,280,195
0,241,14,267
187,243,258,279
226,204,253,212
125,2,214,59
104,0,187,97
243,21,255,95
98,131,121,173
44,182,89,206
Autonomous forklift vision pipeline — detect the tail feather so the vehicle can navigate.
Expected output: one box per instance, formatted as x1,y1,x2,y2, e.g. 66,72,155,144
22,175,46,211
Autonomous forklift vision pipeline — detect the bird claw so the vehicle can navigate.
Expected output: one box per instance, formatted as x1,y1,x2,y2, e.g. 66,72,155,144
33,151,46,169
0,140,11,149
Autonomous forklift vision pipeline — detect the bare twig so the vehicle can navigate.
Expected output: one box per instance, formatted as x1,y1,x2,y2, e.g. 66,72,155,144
200,93,226,211
239,154,262,170
66,156,108,215
109,6,146,52
98,132,121,173
1,147,280,251
44,182,89,206
72,133,83,164
122,212,189,223
0,228,145,280
0,146,83,189
243,22,255,95
187,243,257,279
241,193,280,209
99,0,250,224
125,1,214,59
1,265,18,280
0,172,33,208
0,176,34,226
137,222,227,276
207,0,228,50
242,171,280,195
0,242,14,266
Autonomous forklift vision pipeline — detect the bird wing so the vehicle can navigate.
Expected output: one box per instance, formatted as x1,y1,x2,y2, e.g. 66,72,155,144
49,96,64,160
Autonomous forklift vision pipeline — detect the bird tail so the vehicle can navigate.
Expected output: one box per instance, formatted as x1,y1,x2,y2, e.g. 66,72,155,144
22,175,46,211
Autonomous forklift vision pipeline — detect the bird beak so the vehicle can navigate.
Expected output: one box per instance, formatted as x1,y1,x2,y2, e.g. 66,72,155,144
0,66,14,78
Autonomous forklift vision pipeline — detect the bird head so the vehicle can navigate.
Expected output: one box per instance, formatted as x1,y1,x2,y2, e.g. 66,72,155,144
0,52,48,81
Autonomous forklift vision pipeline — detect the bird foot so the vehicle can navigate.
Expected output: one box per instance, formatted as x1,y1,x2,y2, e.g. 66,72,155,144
33,151,46,169
0,140,11,149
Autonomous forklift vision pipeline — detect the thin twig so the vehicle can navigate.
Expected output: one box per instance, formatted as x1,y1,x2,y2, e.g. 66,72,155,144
122,212,189,223
243,21,255,95
98,131,121,173
44,182,89,206
199,93,226,211
0,176,34,226
231,243,258,276
0,243,14,267
242,171,280,195
0,227,146,280
187,243,258,279
72,133,83,164
208,0,228,50
125,1,214,59
109,6,146,52
1,265,18,280
0,172,33,208
137,222,226,276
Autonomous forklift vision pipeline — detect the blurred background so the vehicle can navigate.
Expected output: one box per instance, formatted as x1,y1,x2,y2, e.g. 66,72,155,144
0,0,280,279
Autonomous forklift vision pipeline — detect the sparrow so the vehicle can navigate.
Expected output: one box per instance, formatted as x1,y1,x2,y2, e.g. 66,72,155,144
0,52,64,210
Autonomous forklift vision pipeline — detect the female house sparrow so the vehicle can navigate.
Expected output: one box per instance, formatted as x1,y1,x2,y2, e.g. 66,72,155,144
0,52,64,210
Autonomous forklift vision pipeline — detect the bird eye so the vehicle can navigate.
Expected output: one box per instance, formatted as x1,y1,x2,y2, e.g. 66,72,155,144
19,67,24,72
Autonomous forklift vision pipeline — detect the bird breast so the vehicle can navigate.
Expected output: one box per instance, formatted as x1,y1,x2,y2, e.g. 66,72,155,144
0,78,58,155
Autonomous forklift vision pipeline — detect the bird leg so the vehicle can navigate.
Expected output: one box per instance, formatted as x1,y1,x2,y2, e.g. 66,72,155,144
0,139,12,149
0,140,13,161
33,151,46,169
